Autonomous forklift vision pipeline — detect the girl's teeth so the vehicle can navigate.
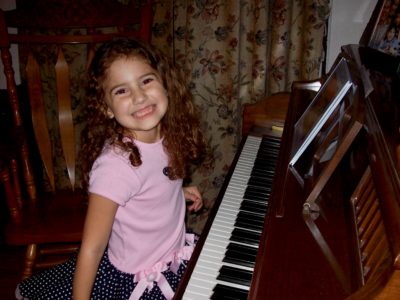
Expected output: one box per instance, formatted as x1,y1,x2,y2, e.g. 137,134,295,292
135,106,153,117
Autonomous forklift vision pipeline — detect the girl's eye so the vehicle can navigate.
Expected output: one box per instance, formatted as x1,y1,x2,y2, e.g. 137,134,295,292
114,88,127,96
142,76,155,85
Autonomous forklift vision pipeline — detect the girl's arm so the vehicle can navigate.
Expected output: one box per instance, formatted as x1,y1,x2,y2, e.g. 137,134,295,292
73,193,119,300
183,186,203,212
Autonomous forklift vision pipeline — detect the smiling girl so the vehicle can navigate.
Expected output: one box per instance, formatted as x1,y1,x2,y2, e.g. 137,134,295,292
16,38,206,300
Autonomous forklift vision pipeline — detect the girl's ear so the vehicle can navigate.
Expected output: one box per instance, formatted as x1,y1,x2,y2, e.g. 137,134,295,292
106,107,114,119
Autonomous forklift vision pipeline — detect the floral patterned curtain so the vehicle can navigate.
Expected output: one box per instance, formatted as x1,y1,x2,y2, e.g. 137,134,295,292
150,0,330,233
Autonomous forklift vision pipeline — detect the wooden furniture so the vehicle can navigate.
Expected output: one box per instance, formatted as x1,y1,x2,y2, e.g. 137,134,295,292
0,0,153,279
174,48,400,300
242,92,291,137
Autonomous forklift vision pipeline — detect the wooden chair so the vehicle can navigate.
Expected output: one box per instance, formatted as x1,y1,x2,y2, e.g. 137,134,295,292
0,0,153,279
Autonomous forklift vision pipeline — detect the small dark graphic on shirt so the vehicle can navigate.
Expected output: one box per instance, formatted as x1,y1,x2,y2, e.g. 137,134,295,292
163,167,170,176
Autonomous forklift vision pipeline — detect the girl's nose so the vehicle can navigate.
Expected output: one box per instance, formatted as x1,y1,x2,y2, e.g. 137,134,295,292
133,88,146,104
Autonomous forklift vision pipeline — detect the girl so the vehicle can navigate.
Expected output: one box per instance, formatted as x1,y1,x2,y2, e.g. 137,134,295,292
378,25,400,55
16,38,206,299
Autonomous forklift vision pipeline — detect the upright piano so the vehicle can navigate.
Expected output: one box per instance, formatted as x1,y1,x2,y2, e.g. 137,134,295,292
175,6,400,300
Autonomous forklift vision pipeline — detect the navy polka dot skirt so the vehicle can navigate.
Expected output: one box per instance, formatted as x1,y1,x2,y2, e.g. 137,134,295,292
16,235,197,300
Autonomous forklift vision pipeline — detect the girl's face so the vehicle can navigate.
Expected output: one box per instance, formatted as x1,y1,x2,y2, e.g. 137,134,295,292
387,27,396,40
103,57,168,143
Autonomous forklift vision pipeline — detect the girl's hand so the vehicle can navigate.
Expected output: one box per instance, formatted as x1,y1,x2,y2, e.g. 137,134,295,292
183,186,203,212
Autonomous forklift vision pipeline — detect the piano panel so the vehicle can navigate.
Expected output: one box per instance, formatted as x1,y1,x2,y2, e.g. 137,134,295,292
249,123,370,299
248,50,400,299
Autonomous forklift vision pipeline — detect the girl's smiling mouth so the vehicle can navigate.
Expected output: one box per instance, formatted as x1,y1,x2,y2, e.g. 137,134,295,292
133,105,155,119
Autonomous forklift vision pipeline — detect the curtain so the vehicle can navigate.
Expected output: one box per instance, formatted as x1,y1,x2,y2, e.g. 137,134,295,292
151,0,330,233
15,0,330,234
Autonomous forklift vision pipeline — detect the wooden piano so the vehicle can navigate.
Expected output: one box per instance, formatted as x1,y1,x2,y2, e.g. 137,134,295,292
175,7,400,300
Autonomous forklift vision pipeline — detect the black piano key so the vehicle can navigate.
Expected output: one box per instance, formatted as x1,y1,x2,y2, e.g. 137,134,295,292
247,180,271,188
255,153,277,159
245,186,270,196
246,186,271,195
251,167,275,176
234,215,264,231
256,146,276,154
250,167,274,175
242,195,269,205
237,211,265,223
242,197,268,206
253,157,276,165
256,158,277,164
234,219,262,231
211,284,249,300
256,152,278,159
249,170,274,179
256,155,275,161
227,242,258,255
252,184,272,191
240,200,267,215
244,187,271,201
246,178,273,193
243,197,269,206
230,228,261,246
252,161,276,170
249,174,274,183
261,137,281,147
258,152,279,160
223,251,255,268
223,243,258,268
217,265,253,286
250,172,274,181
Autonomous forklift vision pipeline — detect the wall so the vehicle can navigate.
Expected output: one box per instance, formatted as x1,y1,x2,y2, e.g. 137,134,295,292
326,0,378,70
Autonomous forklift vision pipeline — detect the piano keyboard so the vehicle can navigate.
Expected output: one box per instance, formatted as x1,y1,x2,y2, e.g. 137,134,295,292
183,135,280,300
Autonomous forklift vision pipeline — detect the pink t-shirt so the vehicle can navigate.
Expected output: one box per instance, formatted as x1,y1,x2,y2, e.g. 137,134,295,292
88,138,186,274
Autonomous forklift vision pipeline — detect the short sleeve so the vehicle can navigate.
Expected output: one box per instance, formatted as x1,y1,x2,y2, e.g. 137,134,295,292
88,151,140,206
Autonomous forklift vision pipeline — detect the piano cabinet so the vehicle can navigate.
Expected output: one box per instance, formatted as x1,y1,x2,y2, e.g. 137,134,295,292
249,50,400,299
175,49,400,299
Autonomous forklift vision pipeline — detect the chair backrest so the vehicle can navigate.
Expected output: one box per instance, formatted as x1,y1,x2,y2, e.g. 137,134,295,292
0,0,153,199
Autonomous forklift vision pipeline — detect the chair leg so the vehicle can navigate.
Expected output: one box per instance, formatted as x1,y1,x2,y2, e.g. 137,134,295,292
0,161,21,223
23,244,37,279
10,158,23,208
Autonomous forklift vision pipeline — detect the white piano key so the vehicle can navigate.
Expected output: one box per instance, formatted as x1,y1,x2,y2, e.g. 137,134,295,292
216,206,240,216
198,256,254,273
200,242,226,254
211,219,234,230
214,279,250,292
191,263,220,277
189,265,251,293
184,278,214,299
207,232,259,250
189,266,251,292
183,288,211,299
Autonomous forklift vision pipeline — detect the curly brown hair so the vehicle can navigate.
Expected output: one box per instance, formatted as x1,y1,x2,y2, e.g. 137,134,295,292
80,38,206,190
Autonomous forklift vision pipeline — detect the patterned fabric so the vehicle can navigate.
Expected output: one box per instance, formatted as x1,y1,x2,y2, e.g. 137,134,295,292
16,234,198,300
16,251,188,300
19,0,330,234
151,0,330,233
